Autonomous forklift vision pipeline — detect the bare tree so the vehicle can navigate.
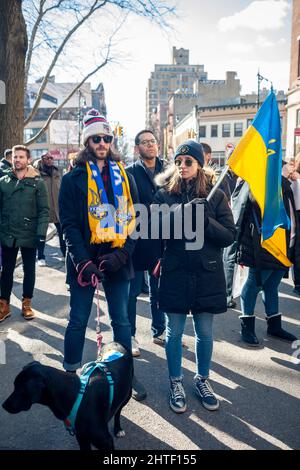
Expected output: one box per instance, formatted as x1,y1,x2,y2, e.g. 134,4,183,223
0,0,175,153
0,0,27,153
23,0,176,140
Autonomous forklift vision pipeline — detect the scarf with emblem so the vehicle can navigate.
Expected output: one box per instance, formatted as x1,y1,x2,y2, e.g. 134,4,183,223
87,160,135,246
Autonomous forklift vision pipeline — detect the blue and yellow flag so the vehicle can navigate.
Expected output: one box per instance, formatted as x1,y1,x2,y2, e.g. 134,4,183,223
227,91,291,267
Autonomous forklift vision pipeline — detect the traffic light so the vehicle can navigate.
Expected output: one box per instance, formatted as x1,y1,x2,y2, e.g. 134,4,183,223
118,125,123,137
187,128,196,138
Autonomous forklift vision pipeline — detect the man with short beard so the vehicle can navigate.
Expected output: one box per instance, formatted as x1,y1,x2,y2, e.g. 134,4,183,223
126,130,166,356
59,110,145,399
0,145,49,322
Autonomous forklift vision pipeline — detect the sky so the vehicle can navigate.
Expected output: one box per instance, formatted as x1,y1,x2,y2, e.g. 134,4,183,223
30,0,293,141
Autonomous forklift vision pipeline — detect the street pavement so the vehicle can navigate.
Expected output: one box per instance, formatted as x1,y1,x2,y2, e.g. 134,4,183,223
0,234,300,451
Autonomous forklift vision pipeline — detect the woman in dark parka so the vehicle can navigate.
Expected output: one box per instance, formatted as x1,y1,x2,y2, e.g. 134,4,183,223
152,140,235,414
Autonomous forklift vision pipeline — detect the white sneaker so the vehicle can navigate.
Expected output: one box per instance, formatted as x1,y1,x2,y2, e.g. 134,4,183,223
37,259,46,267
131,337,141,357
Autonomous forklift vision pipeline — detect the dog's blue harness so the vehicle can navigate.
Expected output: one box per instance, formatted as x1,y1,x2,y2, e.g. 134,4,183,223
64,358,117,436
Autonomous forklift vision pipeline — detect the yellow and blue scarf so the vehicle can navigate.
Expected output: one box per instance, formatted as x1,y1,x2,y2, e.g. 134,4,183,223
87,160,135,247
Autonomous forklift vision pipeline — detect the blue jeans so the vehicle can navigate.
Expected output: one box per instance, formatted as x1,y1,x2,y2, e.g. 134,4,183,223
240,268,285,316
64,279,131,371
128,270,165,337
165,312,214,379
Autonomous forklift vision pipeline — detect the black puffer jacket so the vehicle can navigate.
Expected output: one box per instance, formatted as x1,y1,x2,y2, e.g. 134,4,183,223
153,182,236,314
237,176,300,271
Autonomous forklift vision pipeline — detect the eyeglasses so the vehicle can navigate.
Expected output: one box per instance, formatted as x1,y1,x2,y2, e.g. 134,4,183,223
139,139,157,146
175,158,195,167
44,156,54,160
92,135,113,144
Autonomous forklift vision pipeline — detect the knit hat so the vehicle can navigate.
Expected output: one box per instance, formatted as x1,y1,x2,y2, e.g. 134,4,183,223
174,140,204,168
82,109,113,146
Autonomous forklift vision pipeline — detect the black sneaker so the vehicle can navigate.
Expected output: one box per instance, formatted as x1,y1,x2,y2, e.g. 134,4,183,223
169,379,187,413
194,377,219,411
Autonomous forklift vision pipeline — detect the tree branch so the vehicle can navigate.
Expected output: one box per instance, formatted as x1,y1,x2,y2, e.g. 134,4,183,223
25,56,110,146
24,0,108,126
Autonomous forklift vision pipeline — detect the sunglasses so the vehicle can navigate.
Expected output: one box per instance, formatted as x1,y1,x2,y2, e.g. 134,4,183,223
92,135,113,144
175,158,195,167
140,139,157,146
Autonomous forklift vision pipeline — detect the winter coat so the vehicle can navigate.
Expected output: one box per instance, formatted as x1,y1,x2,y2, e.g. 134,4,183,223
126,157,165,271
58,161,139,285
237,176,300,271
153,178,236,315
0,166,50,248
223,179,250,299
34,159,61,223
0,158,12,178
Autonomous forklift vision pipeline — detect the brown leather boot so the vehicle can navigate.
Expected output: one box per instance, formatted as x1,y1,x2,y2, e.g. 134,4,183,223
22,298,35,320
0,299,10,322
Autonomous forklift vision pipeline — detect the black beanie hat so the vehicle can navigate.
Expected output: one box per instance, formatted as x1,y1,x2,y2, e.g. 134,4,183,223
174,140,204,168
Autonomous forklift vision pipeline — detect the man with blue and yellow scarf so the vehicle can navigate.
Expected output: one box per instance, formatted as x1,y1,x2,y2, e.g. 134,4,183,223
59,110,146,399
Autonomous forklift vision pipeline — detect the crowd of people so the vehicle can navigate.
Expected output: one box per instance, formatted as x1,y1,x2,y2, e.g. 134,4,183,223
0,108,299,414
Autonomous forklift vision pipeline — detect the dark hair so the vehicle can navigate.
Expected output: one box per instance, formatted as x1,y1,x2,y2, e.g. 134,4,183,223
12,145,31,159
75,144,120,165
4,148,12,158
134,129,157,146
201,143,212,155
160,164,208,198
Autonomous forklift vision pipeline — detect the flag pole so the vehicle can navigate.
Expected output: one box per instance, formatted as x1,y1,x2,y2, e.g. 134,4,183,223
206,164,230,202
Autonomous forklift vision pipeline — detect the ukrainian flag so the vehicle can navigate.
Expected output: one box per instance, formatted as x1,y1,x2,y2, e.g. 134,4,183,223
227,91,291,267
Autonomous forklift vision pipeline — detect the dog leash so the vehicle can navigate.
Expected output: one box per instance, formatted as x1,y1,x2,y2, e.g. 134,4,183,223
77,265,103,356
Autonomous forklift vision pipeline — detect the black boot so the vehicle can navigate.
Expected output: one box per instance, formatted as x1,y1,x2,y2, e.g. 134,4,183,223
267,314,297,342
240,315,259,346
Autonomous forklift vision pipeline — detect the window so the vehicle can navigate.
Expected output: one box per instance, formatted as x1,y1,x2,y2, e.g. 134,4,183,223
297,109,300,127
222,123,231,138
30,149,48,160
234,122,243,137
199,126,206,138
211,125,218,137
24,128,47,144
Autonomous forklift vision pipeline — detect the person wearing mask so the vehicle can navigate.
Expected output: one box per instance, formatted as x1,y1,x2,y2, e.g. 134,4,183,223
153,140,235,413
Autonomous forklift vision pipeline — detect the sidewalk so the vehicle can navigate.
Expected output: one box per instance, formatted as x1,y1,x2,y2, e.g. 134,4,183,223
0,235,300,450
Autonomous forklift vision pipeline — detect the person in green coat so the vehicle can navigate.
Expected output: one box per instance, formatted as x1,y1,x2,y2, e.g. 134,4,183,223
0,145,49,322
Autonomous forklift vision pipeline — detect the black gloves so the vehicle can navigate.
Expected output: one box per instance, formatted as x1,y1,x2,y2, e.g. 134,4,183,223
77,261,104,284
98,249,128,273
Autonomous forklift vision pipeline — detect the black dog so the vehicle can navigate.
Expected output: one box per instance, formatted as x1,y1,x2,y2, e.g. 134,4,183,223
2,342,133,450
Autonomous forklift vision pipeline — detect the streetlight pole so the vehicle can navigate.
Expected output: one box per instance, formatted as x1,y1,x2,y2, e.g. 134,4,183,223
78,89,82,147
257,70,273,109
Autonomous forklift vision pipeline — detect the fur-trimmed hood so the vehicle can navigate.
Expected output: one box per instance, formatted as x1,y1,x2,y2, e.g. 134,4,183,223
154,163,218,189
